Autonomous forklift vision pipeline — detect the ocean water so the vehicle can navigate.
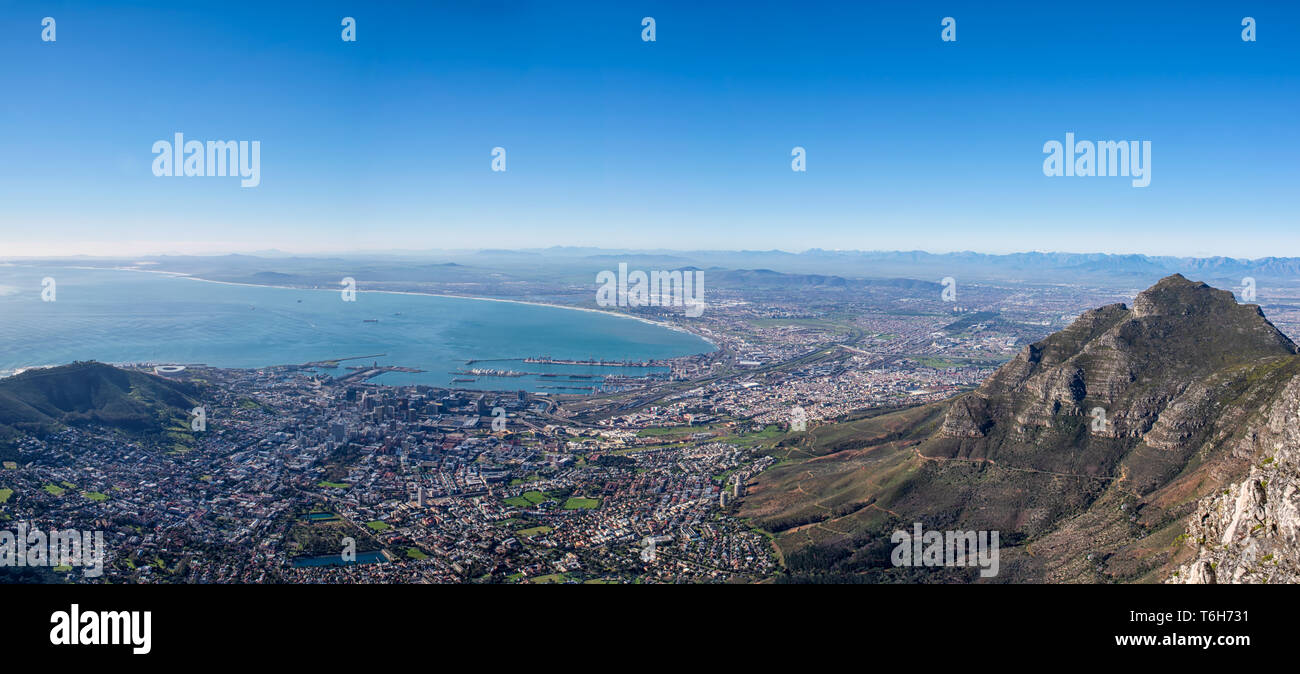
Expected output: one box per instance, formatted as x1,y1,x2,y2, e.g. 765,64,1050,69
0,266,714,392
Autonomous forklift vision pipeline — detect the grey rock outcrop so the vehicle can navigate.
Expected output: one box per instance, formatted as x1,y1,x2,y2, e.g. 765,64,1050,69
1169,375,1300,584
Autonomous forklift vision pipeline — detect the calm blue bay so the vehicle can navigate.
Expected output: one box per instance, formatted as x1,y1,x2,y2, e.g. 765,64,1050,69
0,266,714,392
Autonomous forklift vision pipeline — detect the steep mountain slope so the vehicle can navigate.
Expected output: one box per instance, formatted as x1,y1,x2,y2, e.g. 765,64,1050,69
1166,374,1300,584
742,275,1300,582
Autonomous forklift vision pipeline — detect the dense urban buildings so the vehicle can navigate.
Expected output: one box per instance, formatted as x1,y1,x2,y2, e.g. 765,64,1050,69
7,267,1255,583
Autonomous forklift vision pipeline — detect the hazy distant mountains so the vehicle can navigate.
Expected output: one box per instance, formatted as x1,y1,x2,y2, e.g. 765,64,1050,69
704,268,941,291
9,248,1300,302
807,250,1300,280
691,249,1300,283
10,248,1300,288
741,275,1300,583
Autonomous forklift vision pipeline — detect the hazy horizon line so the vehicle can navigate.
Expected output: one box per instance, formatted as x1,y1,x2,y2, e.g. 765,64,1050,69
4,245,1300,263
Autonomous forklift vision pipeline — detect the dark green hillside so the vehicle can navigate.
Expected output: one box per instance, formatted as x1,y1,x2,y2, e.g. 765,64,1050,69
0,362,199,455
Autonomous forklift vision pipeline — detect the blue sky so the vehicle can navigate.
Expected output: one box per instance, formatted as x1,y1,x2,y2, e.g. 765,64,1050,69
1,1,1297,257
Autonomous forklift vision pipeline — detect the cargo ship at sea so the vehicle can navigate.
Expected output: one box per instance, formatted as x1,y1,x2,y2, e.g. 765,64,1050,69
452,368,526,377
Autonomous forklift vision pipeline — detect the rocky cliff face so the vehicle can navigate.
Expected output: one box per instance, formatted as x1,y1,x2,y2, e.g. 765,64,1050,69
938,275,1296,453
920,275,1299,543
1168,375,1300,584
744,274,1300,582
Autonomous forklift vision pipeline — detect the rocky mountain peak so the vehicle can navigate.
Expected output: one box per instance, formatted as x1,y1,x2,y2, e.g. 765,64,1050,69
1132,273,1251,319
932,274,1298,525
744,274,1300,582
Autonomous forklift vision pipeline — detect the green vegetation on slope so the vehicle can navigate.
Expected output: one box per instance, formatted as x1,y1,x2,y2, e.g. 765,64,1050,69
0,362,200,458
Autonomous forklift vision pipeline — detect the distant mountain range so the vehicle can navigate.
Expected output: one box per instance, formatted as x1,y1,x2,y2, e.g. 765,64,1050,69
799,250,1300,280
703,268,941,291
741,274,1300,583
11,249,1300,287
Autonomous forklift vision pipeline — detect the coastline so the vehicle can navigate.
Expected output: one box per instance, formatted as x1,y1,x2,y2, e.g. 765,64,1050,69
0,264,717,379
54,263,719,349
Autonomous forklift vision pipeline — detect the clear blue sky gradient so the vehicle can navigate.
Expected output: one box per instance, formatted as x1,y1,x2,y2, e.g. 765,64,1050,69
1,1,1297,257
